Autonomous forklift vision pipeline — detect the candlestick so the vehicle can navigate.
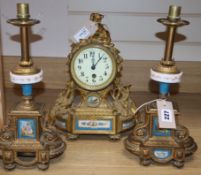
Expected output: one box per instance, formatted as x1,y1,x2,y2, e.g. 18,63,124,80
125,5,197,168
0,3,66,170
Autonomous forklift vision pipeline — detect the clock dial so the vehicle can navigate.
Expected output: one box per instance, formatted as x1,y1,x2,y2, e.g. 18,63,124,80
71,46,116,90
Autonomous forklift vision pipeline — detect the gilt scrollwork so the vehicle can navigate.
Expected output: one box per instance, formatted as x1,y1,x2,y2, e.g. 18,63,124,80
49,80,75,122
110,84,136,118
0,128,14,148
40,128,66,159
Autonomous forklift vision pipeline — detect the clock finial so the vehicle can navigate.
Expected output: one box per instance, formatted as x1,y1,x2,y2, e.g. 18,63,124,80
90,13,104,23
90,13,111,43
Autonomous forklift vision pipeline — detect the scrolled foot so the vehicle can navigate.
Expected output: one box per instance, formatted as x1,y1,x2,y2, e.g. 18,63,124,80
140,158,151,166
37,163,49,170
67,133,79,140
4,163,16,170
173,160,184,168
109,134,121,141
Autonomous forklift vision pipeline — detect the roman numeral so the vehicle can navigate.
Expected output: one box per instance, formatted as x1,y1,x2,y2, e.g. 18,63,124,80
78,58,83,64
77,65,82,70
90,51,95,58
84,53,88,59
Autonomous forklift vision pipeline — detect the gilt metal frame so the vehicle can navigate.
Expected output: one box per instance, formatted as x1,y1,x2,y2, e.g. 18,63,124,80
50,13,136,140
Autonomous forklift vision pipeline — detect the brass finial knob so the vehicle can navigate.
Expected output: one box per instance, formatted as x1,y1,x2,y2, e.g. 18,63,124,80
17,3,30,19
168,5,181,21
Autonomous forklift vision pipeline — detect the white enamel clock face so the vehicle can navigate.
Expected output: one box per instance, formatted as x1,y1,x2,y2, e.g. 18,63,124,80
71,46,116,90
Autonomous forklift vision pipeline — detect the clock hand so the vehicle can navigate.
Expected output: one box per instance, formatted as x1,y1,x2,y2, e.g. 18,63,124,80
91,53,104,70
91,57,95,67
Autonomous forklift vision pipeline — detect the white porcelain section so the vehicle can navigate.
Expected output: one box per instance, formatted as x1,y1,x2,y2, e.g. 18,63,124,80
150,69,183,83
10,70,43,84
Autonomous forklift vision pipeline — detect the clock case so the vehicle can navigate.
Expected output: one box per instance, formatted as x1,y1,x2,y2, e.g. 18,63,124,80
50,13,136,139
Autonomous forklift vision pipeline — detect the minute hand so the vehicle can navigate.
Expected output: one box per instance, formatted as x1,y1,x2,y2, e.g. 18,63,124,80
91,54,104,70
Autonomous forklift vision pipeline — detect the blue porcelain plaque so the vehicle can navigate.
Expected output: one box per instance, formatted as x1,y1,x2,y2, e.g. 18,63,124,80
153,149,172,159
17,118,37,139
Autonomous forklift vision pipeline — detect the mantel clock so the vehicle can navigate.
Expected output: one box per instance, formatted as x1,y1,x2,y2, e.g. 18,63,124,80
50,13,136,139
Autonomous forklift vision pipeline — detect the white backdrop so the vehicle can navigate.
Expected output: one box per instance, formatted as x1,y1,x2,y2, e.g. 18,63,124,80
1,0,201,61
0,0,70,57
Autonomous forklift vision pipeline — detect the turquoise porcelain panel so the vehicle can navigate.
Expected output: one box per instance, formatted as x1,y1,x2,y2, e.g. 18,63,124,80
17,118,37,139
153,149,172,159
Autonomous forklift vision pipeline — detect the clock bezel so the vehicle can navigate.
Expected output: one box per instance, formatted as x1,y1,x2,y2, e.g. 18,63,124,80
70,43,117,91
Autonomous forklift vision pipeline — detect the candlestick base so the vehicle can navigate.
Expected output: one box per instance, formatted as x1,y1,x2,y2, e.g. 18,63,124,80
0,101,66,170
125,101,197,168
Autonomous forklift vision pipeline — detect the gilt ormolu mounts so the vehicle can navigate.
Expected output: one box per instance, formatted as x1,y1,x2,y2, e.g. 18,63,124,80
125,5,197,168
0,2,198,171
50,13,136,140
0,3,65,170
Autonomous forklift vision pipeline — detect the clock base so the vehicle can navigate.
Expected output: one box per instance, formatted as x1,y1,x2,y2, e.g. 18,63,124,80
54,107,135,140
65,133,121,141
67,133,79,140
108,134,121,140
